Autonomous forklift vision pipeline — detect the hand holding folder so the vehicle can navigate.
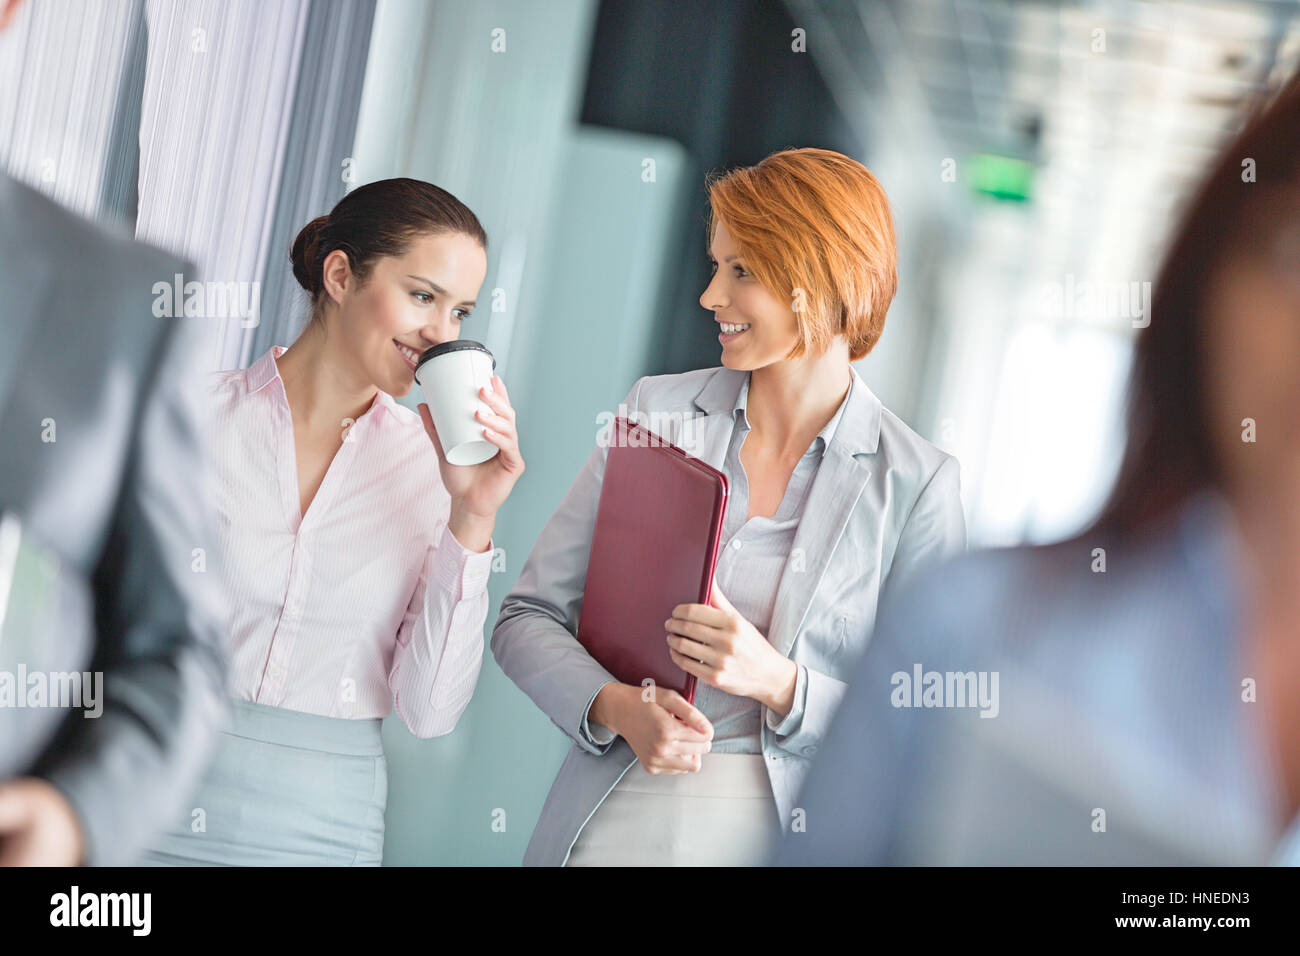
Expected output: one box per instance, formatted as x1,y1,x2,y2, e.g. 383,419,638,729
576,417,729,705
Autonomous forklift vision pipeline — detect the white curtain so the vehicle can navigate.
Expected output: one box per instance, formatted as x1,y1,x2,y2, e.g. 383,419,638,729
0,0,140,219
134,0,310,370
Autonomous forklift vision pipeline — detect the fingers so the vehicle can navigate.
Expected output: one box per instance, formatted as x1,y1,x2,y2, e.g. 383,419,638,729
665,618,718,659
487,373,511,405
668,647,717,683
644,752,703,775
473,392,522,470
473,377,523,468
0,783,32,865
0,783,26,831
477,375,515,422
474,407,514,435
666,737,712,755
671,601,728,628
475,414,524,470
643,735,708,774
666,632,711,662
658,690,714,738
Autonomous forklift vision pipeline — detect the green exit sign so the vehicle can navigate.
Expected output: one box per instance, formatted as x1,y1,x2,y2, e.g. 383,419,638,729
969,153,1034,201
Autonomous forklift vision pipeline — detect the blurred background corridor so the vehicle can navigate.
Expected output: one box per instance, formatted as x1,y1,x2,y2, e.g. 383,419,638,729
4,0,1298,864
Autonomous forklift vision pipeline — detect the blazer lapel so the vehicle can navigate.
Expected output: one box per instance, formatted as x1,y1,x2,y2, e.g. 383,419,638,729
675,367,746,472
676,365,884,658
767,366,882,657
767,444,871,657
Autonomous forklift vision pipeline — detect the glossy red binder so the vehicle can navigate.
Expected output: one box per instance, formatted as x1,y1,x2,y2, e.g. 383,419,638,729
576,416,729,705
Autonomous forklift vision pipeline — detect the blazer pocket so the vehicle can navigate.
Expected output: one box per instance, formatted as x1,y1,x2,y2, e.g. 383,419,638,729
834,614,850,655
835,613,873,663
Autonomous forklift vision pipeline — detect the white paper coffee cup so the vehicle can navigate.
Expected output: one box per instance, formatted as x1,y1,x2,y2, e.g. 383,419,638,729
413,340,500,466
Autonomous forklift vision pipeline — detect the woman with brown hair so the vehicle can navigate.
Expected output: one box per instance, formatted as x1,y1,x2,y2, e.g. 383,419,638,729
779,67,1300,865
492,148,966,866
140,178,524,865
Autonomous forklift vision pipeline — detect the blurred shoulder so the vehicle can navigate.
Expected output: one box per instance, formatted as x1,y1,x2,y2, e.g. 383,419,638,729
874,544,1035,646
1,172,186,293
869,525,1194,669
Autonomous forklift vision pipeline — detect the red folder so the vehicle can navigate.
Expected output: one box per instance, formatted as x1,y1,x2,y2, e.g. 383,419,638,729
576,416,729,705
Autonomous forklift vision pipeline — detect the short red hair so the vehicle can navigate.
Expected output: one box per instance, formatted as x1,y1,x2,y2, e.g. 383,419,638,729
705,147,898,361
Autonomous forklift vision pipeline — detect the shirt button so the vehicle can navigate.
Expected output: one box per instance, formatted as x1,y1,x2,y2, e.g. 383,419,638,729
731,539,742,550
803,745,817,756
286,603,299,617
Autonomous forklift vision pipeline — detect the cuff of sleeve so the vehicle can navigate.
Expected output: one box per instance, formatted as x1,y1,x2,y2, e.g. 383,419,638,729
433,522,494,600
766,664,808,736
581,679,619,747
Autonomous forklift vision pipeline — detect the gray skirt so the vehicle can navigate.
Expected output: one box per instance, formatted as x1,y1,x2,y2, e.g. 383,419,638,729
565,753,780,866
136,698,387,866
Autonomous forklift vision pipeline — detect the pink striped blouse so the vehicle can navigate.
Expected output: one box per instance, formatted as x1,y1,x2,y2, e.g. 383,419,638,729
207,345,494,738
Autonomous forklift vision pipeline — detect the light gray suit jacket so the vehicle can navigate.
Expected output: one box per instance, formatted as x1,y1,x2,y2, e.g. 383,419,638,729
0,172,230,865
492,363,966,865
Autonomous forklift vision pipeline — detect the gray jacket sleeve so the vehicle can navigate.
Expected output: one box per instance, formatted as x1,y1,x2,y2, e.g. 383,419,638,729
30,314,231,866
490,378,646,756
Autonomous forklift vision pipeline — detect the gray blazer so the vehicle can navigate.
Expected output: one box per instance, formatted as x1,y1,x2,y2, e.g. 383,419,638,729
492,362,966,865
0,172,230,865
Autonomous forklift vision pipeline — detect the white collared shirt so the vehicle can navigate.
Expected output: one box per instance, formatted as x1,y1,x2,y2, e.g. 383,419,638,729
207,346,494,737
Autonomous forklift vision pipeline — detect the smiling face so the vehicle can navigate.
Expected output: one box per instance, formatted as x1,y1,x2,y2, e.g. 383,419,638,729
700,219,802,370
321,230,488,398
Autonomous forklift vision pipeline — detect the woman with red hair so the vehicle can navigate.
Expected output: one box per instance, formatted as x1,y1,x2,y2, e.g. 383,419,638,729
492,147,966,866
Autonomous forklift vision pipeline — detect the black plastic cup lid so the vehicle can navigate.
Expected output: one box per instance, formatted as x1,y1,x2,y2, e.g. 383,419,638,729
416,339,496,371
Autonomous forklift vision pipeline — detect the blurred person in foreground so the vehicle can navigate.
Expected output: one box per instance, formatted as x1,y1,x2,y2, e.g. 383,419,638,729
0,0,229,866
776,66,1300,865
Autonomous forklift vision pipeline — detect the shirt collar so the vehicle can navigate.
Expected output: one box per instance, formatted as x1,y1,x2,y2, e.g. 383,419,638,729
244,345,398,420
732,369,854,459
244,345,286,394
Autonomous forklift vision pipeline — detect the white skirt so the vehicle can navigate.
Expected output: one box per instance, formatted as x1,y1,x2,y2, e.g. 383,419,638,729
565,753,780,866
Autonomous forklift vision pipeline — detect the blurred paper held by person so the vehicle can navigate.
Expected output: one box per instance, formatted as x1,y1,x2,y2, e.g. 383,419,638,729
775,66,1300,866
